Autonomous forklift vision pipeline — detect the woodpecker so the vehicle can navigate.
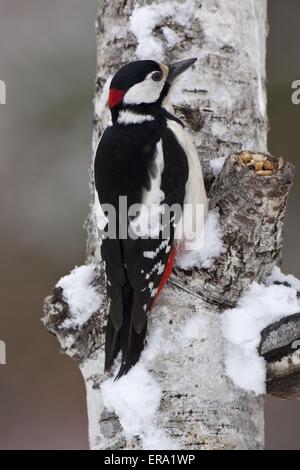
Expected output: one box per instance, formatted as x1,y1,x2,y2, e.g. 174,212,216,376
94,59,207,378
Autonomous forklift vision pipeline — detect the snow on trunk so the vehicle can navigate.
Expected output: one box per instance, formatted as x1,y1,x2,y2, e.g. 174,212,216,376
80,0,268,450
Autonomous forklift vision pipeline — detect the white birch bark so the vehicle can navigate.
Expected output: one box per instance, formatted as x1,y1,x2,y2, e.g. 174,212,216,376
86,0,267,449
43,0,300,450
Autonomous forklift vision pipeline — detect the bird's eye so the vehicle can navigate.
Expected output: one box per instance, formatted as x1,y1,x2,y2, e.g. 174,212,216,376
151,71,163,82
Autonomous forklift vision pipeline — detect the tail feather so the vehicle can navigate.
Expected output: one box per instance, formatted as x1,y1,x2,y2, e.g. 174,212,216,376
104,315,120,371
115,320,147,380
104,283,147,380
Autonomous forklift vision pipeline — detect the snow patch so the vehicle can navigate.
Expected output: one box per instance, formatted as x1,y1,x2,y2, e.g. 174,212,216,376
209,156,226,177
162,27,180,47
100,305,203,449
176,209,224,270
222,277,300,395
266,265,300,291
59,334,77,356
56,265,102,328
130,0,195,60
101,365,176,450
182,317,202,340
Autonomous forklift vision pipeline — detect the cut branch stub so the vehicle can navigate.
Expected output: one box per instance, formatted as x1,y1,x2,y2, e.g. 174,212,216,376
42,268,108,363
260,310,300,399
176,151,295,308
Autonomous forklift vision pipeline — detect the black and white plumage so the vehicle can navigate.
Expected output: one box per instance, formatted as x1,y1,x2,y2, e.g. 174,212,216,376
94,59,207,378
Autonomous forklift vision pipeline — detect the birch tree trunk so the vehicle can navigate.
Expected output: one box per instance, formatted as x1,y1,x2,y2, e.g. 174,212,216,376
43,0,299,450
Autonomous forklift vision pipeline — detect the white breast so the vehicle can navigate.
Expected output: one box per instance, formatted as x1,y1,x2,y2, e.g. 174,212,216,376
167,119,208,243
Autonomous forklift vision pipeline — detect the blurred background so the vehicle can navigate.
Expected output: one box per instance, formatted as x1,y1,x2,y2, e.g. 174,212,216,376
0,0,299,450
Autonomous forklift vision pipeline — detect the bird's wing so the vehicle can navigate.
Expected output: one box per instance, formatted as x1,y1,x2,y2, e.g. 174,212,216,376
94,122,189,375
121,125,189,333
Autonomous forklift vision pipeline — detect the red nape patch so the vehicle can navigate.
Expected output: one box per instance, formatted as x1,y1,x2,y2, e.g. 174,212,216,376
108,88,126,108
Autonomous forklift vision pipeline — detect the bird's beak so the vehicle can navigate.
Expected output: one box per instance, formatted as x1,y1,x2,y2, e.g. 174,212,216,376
167,58,197,84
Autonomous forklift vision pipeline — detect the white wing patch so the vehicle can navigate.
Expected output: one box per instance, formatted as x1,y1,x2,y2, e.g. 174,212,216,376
130,139,165,238
143,138,165,206
143,239,170,259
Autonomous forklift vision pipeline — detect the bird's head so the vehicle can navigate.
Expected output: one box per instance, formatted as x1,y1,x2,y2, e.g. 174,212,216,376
107,58,197,122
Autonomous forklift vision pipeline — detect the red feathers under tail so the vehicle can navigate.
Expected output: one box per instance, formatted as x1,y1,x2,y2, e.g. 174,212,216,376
151,244,181,309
